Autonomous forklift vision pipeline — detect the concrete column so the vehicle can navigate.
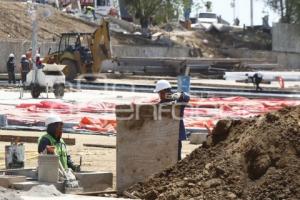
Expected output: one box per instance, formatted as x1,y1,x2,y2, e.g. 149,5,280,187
116,104,180,193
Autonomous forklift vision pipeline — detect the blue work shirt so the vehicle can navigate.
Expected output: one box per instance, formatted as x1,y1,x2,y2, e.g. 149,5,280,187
160,92,190,141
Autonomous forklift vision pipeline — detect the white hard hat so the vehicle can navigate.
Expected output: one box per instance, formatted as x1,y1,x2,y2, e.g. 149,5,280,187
154,80,171,93
21,54,26,58
9,53,14,58
36,53,40,57
45,115,62,126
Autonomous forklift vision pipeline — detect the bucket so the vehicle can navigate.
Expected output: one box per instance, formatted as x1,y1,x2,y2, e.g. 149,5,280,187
0,115,7,127
177,75,190,93
5,144,25,169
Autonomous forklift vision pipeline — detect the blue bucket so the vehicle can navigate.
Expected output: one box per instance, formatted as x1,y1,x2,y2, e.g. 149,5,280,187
177,75,190,93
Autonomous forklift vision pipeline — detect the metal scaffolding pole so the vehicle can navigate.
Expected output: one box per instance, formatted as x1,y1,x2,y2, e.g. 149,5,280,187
250,0,253,27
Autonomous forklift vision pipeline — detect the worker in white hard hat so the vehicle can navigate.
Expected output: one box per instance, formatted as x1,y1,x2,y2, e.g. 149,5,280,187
6,53,16,84
20,54,30,83
38,115,80,171
154,80,190,161
35,53,44,69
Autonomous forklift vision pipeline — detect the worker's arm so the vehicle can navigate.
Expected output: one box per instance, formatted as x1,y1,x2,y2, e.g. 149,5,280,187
177,92,190,103
38,137,51,153
67,155,80,172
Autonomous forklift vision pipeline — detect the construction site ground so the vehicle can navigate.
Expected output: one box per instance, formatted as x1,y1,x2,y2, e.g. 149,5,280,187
0,129,200,189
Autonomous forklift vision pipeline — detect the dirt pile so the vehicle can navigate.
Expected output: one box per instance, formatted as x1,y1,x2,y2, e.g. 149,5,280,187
24,185,62,197
0,1,96,41
0,186,22,200
127,106,300,200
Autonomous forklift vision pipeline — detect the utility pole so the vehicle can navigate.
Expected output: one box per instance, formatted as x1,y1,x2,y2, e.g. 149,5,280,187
231,0,236,23
250,0,253,27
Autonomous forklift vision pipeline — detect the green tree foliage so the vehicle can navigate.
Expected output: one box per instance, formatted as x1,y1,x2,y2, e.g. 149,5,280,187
123,0,193,28
265,0,300,23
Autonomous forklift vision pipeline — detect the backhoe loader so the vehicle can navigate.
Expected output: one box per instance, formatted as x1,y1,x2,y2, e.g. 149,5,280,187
43,19,111,81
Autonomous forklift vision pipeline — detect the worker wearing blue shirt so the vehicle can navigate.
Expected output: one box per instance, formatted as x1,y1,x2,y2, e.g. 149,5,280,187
154,80,190,161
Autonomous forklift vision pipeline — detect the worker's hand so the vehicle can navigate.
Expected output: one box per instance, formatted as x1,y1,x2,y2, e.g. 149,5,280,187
73,165,81,172
46,145,55,154
171,92,182,100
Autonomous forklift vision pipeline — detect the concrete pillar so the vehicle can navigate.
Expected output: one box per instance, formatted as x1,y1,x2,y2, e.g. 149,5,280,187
116,104,180,193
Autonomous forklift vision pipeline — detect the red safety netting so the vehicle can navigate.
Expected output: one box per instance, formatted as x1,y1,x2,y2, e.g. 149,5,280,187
1,96,300,134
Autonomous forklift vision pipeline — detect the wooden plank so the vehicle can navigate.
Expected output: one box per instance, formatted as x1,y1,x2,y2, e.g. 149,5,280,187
116,104,180,193
83,144,116,149
0,135,75,145
77,190,117,196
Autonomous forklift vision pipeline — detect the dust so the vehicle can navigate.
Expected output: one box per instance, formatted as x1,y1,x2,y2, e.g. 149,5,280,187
127,106,300,200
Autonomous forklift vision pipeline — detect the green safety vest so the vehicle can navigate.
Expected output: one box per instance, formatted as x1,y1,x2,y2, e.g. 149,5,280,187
38,134,68,169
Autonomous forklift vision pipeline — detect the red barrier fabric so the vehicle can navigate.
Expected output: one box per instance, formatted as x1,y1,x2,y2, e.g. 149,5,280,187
2,96,299,134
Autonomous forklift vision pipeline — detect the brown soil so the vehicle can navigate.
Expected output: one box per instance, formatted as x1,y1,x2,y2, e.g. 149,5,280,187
127,106,300,200
0,1,96,41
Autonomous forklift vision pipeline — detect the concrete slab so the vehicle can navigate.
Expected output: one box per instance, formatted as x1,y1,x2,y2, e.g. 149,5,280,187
0,175,27,188
74,172,113,192
12,181,64,192
21,195,131,200
2,168,37,179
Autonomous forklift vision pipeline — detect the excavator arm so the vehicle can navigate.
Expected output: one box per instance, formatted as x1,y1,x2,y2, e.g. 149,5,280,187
90,19,111,74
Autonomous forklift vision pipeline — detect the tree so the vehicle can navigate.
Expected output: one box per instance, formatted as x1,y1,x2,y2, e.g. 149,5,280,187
123,0,192,33
264,0,300,23
124,0,164,29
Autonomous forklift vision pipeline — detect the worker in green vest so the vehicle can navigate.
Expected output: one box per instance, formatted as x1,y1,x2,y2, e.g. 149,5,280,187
38,115,80,171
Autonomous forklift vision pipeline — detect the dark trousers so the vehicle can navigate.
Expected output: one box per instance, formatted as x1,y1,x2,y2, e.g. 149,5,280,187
178,140,182,161
21,72,28,83
8,71,15,84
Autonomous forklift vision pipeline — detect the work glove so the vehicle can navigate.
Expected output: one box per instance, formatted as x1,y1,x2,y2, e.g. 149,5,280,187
171,92,182,101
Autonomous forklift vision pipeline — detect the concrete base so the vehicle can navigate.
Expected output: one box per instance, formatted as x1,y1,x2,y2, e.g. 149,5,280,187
190,132,208,144
12,181,64,192
0,175,27,188
2,168,37,179
74,172,113,192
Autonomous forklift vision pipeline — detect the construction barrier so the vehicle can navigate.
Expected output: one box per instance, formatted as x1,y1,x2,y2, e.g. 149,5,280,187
0,97,299,134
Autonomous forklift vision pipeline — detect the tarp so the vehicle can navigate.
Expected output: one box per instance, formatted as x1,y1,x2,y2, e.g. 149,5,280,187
1,97,300,134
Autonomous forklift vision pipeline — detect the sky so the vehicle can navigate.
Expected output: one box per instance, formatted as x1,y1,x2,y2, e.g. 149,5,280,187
191,0,280,26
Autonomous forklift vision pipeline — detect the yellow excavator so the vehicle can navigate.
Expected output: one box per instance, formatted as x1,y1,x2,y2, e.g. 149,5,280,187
43,19,111,81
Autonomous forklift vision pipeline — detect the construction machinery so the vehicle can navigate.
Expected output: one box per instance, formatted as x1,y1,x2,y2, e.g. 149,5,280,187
43,19,111,81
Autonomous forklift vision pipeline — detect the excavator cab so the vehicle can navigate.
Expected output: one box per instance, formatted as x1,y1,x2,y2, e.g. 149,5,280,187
43,19,111,81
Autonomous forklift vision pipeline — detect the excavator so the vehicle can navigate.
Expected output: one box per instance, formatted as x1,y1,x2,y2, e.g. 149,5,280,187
43,19,111,81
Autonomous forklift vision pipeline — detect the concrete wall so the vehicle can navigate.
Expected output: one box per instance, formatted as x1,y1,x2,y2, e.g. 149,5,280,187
276,52,300,69
273,23,300,53
0,40,192,73
221,48,278,62
112,45,191,58
0,40,58,73
272,23,300,68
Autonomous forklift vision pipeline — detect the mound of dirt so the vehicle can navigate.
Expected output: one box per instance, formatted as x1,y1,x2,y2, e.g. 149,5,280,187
127,106,300,200
0,186,22,200
0,1,96,41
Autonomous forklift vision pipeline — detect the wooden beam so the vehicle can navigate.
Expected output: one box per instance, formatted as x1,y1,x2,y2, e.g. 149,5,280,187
83,143,116,149
0,135,75,145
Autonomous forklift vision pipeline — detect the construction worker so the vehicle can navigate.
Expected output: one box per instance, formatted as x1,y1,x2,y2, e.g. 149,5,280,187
6,53,16,84
84,6,97,20
38,115,80,171
35,54,44,69
246,73,263,91
154,80,190,161
20,55,30,83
